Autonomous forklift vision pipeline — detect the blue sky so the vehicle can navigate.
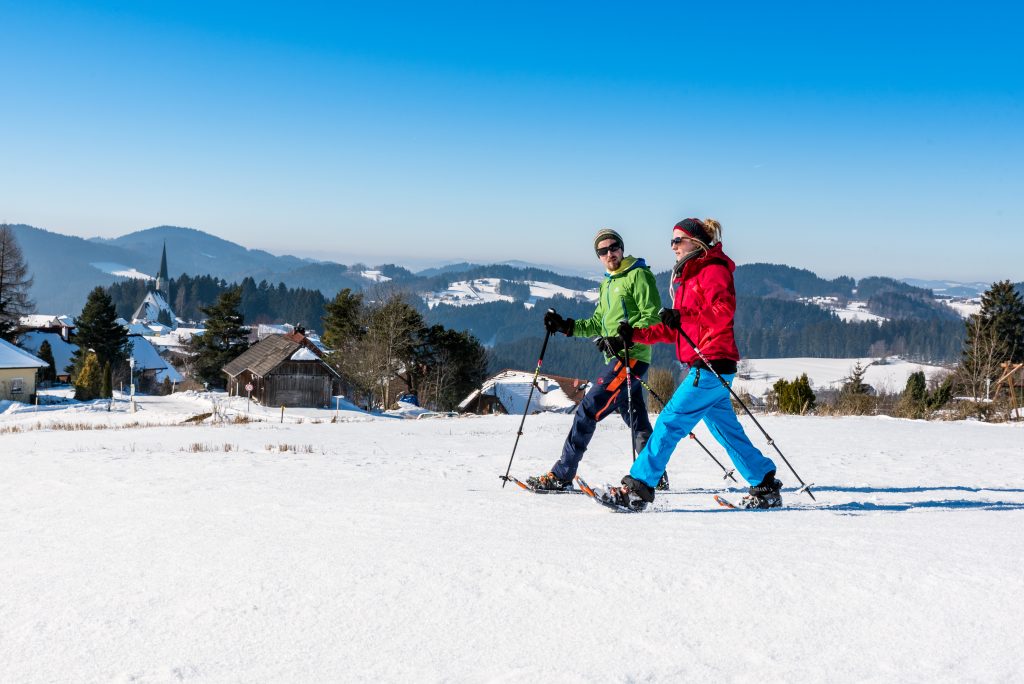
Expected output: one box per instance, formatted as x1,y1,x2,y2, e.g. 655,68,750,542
2,1,1022,281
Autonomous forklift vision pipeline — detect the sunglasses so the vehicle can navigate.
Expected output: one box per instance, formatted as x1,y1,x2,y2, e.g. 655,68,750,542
670,236,691,246
596,243,622,256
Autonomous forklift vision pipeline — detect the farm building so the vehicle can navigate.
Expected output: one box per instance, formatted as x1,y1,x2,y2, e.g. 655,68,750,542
222,332,343,408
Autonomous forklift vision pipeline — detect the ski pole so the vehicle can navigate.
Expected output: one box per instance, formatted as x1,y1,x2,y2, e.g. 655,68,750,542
687,433,738,483
662,309,815,500
619,298,637,461
635,375,738,483
500,319,554,488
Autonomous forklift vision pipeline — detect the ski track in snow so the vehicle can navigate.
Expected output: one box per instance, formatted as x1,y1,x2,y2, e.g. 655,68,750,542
1,394,1022,682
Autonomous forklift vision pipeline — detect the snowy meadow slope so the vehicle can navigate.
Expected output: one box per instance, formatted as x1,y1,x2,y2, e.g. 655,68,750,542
1,394,1022,682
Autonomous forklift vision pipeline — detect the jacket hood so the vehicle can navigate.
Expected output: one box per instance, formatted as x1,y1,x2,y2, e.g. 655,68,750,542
605,256,648,278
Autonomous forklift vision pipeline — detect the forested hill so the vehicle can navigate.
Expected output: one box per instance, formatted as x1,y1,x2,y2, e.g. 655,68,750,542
733,263,856,298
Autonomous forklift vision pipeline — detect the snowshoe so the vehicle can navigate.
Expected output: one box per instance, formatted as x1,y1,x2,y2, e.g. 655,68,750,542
656,472,670,492
737,472,783,509
524,471,574,492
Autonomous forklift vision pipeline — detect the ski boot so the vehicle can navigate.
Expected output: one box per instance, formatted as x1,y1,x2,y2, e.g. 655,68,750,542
526,471,573,492
656,471,670,491
738,471,783,509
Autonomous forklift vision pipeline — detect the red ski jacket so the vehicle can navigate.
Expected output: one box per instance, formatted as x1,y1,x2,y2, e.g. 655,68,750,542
632,243,740,365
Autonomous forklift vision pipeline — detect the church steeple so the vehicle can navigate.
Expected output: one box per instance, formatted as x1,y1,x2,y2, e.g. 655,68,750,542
155,241,170,301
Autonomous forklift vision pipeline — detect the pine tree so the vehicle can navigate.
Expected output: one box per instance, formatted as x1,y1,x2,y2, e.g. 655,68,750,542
898,371,928,418
838,361,874,414
418,325,488,410
0,224,34,340
965,280,1024,364
74,351,102,401
958,280,1024,398
322,288,365,351
904,371,927,403
100,361,112,399
70,287,131,382
190,287,249,388
37,339,57,383
773,373,816,414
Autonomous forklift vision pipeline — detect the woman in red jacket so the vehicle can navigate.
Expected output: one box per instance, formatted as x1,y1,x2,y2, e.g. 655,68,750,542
611,218,782,510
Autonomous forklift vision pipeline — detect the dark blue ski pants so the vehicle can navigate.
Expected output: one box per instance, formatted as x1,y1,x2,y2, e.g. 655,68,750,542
551,357,653,481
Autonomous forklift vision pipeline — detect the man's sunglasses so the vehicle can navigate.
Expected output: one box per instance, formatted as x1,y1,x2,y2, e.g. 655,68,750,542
596,243,622,256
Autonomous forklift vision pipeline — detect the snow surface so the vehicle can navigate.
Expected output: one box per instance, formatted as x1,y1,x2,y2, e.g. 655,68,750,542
90,262,154,280
0,337,48,369
425,278,599,309
942,298,982,319
802,297,887,323
289,347,319,361
1,391,1022,682
733,356,950,398
361,270,392,283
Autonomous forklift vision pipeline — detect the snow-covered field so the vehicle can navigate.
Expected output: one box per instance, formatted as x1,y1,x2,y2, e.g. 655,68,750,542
2,392,1022,682
803,297,888,323
941,298,982,318
425,278,598,309
733,356,951,398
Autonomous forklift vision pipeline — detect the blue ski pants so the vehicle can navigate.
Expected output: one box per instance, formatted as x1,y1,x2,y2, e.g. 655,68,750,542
629,366,776,488
551,357,653,481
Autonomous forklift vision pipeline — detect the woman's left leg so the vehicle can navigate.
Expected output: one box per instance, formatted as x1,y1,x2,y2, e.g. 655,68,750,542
702,374,777,486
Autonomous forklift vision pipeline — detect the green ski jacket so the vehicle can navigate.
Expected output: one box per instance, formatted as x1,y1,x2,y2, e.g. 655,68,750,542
573,256,662,364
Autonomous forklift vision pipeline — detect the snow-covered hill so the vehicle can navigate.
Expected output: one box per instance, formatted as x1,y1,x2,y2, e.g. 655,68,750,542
1,390,1021,681
801,296,888,323
425,277,599,309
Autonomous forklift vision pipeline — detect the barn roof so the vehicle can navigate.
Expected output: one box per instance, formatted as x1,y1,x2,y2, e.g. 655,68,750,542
223,334,339,379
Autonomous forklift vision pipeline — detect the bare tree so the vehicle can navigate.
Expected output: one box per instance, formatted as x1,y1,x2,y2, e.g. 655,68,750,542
360,292,424,408
0,224,34,340
956,314,1006,400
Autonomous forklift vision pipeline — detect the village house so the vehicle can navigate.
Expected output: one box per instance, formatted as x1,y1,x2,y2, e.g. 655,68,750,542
16,315,79,383
459,369,590,415
128,334,184,392
222,331,343,408
0,338,49,403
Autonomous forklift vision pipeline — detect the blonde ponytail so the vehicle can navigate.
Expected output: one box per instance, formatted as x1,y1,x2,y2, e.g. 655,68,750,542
702,218,722,245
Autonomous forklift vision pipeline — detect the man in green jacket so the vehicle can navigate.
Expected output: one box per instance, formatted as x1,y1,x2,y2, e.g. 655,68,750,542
528,228,665,491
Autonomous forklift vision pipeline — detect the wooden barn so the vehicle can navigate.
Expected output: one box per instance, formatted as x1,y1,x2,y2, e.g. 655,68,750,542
222,332,343,408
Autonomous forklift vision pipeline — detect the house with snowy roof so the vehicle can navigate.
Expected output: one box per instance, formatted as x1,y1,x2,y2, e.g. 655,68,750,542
222,331,343,408
458,369,590,415
128,334,184,392
17,314,75,341
16,330,78,383
0,338,49,403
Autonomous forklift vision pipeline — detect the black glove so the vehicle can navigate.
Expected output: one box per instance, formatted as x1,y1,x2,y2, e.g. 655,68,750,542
543,309,574,336
616,319,634,347
659,307,681,330
594,335,625,356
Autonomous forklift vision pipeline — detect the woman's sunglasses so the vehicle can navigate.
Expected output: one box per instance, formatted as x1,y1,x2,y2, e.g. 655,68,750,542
670,236,691,246
596,243,622,256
